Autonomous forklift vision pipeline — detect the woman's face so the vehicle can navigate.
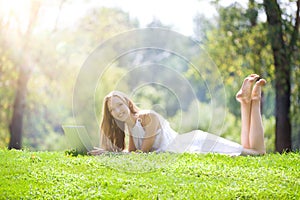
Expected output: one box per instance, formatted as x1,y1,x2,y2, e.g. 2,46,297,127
107,96,130,122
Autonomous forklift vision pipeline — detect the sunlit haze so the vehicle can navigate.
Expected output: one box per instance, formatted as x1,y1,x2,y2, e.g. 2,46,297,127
1,0,248,36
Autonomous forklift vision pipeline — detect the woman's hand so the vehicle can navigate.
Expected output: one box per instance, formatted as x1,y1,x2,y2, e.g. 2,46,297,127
88,147,106,155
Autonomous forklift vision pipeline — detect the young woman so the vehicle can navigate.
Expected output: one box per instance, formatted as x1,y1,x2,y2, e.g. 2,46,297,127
89,74,266,156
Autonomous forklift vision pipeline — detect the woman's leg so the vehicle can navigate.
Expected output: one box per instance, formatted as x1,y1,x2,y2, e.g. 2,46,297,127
236,74,260,149
236,74,266,155
248,79,266,154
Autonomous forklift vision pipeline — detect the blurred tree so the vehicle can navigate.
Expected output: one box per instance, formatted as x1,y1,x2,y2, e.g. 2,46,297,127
193,1,273,115
263,0,300,152
0,47,18,147
0,0,139,150
8,0,41,149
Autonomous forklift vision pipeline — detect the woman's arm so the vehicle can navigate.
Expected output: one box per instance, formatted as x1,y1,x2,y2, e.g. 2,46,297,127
140,113,160,152
128,129,137,152
88,147,106,155
88,131,110,155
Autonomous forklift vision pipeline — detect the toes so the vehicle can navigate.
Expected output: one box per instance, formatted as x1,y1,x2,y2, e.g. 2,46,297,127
241,75,259,90
237,74,264,103
247,74,260,82
251,79,266,100
252,79,266,91
249,73,259,78
256,79,266,86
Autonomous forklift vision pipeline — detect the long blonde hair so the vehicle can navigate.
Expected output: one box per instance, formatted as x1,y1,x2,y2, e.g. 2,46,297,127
100,91,139,151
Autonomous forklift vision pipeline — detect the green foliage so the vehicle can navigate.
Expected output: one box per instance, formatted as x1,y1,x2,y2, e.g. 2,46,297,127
197,2,274,117
0,45,18,147
64,149,82,157
0,149,299,199
263,116,276,152
0,2,139,150
291,37,300,149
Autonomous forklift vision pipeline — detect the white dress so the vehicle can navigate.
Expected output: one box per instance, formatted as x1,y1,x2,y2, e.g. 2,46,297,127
130,110,243,156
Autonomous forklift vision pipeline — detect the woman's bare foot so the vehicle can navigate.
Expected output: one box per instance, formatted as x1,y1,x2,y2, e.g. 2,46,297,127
252,79,266,101
236,74,260,103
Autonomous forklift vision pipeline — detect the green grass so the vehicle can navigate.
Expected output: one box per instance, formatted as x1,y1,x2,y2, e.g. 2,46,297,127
0,149,299,199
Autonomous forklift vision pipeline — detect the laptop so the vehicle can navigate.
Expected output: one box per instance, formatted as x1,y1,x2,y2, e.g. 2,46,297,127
62,125,94,155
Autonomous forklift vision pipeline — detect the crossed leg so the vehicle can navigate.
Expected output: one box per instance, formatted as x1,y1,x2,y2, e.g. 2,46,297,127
236,74,266,155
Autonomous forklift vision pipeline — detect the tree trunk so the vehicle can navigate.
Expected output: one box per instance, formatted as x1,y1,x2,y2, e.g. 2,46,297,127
8,0,40,150
8,67,31,149
263,0,292,152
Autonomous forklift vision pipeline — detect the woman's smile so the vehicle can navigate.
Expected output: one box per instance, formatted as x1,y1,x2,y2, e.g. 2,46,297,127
108,96,130,121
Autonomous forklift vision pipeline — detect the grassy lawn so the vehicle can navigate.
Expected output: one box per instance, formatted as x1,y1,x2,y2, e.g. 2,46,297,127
0,149,299,199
